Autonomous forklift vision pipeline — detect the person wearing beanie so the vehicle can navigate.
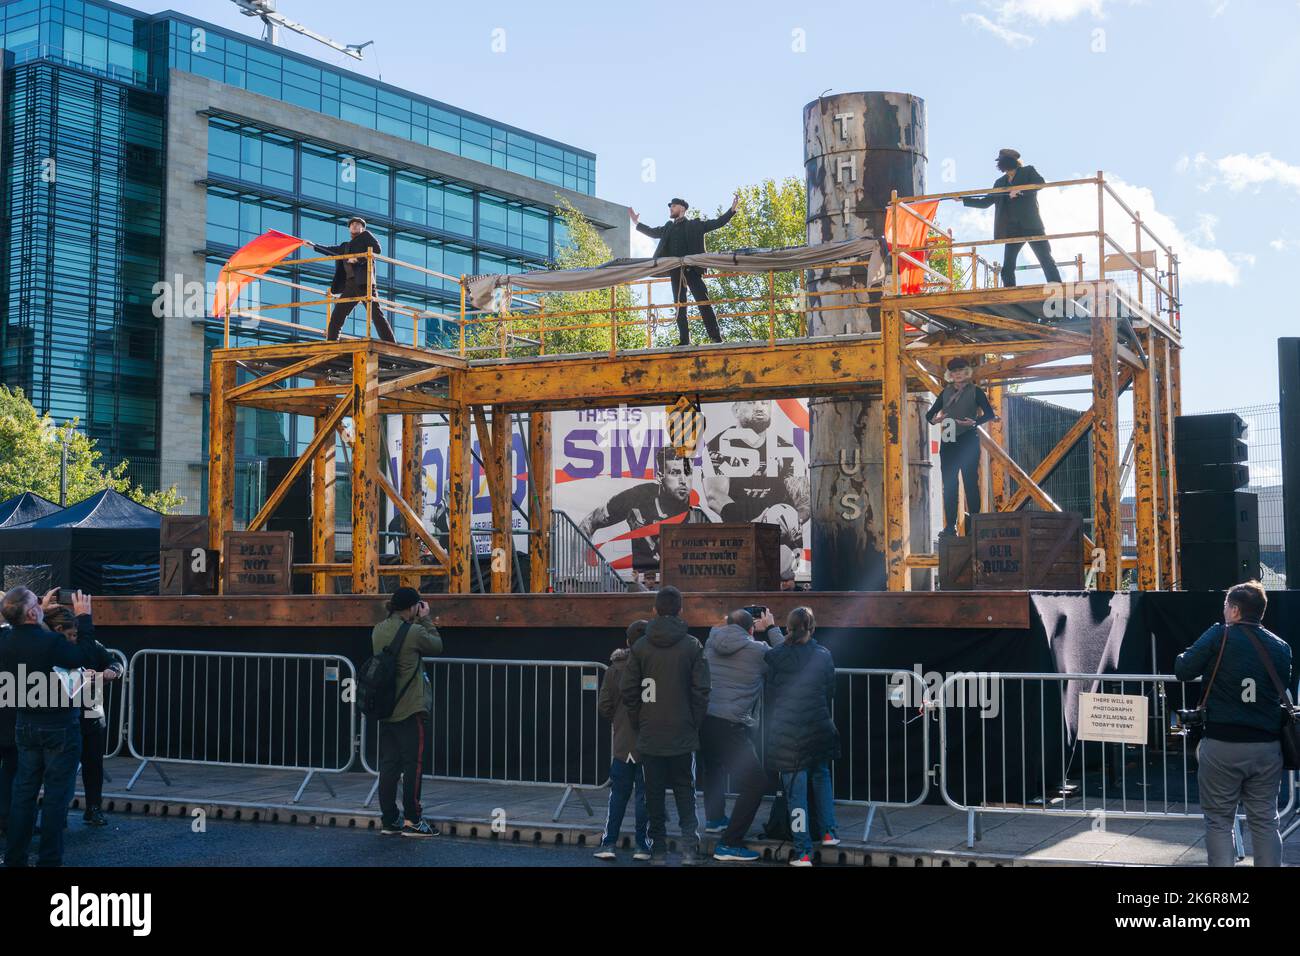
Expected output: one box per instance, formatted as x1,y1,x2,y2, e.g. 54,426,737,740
628,193,740,345
593,619,652,861
308,215,396,342
370,587,443,837
961,149,1063,288
925,357,997,539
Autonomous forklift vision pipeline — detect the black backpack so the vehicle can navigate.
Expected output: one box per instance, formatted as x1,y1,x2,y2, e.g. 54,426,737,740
357,621,415,720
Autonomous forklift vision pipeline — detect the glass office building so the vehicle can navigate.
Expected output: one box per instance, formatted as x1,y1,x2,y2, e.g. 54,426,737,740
0,0,614,511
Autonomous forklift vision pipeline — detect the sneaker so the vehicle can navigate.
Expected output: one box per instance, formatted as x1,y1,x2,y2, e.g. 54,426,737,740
789,853,814,867
821,833,841,847
83,808,107,827
401,819,439,838
704,816,730,833
632,846,652,861
593,844,617,860
713,843,760,862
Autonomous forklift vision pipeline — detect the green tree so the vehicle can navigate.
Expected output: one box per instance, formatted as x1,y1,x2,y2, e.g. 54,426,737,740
697,177,808,341
0,385,183,513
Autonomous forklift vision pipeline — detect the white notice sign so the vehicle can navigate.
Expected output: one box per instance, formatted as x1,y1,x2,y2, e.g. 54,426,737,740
1077,692,1148,744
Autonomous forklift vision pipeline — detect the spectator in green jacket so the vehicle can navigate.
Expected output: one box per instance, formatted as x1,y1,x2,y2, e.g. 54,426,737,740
371,587,443,837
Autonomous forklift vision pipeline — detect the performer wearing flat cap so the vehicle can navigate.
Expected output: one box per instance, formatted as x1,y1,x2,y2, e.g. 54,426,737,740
962,149,1063,288
629,194,739,345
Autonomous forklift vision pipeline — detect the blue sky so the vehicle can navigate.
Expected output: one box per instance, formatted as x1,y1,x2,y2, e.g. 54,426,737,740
137,0,1300,414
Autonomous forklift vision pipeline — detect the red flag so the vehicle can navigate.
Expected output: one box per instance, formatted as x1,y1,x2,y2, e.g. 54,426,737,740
212,229,305,317
885,201,941,295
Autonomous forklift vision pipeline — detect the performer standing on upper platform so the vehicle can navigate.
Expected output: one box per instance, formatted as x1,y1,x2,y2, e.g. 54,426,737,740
630,194,739,346
926,358,997,540
962,149,1063,288
309,216,396,343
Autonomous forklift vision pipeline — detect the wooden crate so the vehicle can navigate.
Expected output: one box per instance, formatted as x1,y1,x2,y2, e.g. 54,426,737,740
160,514,209,551
222,531,294,595
660,523,782,592
937,536,973,590
971,511,1084,591
160,548,219,595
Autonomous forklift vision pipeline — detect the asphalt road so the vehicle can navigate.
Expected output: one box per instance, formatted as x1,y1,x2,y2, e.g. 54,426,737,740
26,813,739,867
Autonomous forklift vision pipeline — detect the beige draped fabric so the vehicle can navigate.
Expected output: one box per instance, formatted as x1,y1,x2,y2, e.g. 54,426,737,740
464,237,884,312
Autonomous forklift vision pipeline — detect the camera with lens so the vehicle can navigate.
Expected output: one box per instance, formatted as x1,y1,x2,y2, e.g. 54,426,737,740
1174,708,1205,730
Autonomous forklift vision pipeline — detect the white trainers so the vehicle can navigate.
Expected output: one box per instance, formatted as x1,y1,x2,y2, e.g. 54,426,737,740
789,853,813,867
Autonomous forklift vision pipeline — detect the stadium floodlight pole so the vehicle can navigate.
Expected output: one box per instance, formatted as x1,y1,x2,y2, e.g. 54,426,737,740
231,0,374,60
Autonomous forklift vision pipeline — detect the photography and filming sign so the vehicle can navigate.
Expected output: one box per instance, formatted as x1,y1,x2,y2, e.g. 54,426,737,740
1077,692,1148,744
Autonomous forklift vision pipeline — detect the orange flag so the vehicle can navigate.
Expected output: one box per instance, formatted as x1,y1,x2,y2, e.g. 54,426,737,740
884,200,941,295
212,229,305,317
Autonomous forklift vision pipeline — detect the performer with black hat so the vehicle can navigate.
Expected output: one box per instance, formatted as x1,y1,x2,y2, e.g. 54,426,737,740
630,193,739,345
309,215,397,342
925,357,998,539
962,149,1063,288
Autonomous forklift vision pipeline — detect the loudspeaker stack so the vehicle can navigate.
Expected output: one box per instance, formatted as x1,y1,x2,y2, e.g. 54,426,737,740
1175,413,1258,590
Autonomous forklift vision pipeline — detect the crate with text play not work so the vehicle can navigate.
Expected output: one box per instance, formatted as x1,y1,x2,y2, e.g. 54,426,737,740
971,511,1083,590
222,531,293,595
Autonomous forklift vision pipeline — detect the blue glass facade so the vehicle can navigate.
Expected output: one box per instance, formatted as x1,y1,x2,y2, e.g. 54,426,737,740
0,0,599,472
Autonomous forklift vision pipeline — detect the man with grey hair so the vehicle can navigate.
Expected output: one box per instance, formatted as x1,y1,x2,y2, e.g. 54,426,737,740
703,606,784,862
1,586,100,866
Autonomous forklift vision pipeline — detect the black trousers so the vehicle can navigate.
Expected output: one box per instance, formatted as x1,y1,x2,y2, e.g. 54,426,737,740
699,715,768,846
669,267,722,344
641,752,699,852
1002,239,1062,286
939,428,982,533
79,717,105,809
327,287,395,342
378,713,426,825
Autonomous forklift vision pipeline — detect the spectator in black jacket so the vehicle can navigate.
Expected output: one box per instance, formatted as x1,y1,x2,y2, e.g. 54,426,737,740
594,620,651,861
44,603,122,828
0,619,14,837
1,587,100,867
620,586,710,863
1175,581,1293,867
961,149,1063,287
308,216,396,342
630,194,738,345
764,606,839,866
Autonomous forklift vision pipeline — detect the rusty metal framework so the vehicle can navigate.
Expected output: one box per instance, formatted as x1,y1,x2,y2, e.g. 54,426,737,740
208,171,1182,594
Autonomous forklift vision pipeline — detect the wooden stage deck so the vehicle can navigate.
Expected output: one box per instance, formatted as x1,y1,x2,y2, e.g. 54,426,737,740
94,591,1030,630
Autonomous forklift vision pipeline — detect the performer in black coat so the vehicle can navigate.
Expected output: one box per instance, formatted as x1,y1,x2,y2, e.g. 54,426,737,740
309,216,396,342
962,149,1063,287
630,194,738,345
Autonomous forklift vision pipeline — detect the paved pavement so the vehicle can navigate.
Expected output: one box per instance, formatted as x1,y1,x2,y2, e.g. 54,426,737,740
58,755,1300,866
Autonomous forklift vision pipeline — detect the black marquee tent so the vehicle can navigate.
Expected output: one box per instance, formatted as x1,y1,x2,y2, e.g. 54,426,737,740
0,489,162,594
0,491,62,528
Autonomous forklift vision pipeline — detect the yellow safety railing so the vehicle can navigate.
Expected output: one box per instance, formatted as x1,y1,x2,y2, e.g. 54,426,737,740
886,171,1181,332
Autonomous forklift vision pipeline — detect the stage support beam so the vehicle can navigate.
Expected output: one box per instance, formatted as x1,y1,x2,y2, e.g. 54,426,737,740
528,412,553,593
1168,342,1183,589
882,303,910,591
311,385,337,596
351,351,381,595
446,378,473,594
987,382,1007,511
1153,338,1174,593
208,359,237,558
1132,329,1160,591
400,414,424,590
1091,294,1121,591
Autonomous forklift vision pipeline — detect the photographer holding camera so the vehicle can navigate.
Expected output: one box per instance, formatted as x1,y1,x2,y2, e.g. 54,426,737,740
1174,580,1294,867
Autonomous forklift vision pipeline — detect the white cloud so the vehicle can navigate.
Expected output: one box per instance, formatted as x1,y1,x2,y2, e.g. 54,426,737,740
1270,238,1300,253
945,174,1242,285
988,0,1122,23
1181,151,1300,194
961,12,1035,46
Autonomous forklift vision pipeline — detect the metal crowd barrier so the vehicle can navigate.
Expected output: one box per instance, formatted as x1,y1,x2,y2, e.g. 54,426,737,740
125,649,356,803
361,658,610,820
102,649,128,760
938,671,1297,850
830,668,931,840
